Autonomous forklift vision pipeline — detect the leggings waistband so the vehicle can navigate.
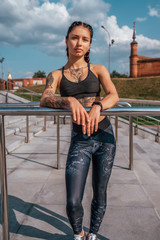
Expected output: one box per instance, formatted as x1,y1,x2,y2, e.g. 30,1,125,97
72,116,110,134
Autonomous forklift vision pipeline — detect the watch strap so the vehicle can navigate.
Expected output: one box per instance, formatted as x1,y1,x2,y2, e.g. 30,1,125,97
92,101,103,111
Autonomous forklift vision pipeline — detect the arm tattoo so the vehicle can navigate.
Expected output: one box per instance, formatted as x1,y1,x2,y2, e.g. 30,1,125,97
45,72,54,89
45,90,55,97
43,96,70,108
42,90,70,109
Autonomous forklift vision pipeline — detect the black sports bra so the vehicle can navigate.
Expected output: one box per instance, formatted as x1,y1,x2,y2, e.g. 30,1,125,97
60,63,101,99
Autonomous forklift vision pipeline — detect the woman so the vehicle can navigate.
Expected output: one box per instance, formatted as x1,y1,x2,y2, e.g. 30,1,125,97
40,21,119,240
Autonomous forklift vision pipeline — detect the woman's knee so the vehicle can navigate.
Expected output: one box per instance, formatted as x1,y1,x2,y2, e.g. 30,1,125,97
66,199,82,212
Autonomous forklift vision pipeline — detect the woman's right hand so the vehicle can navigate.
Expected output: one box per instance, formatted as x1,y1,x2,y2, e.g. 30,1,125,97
68,97,90,134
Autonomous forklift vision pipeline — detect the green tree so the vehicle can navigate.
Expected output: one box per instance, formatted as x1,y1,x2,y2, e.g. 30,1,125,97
110,70,128,78
33,70,46,78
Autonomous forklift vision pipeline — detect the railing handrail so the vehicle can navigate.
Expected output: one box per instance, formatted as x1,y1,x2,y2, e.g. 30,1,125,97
144,115,160,123
120,98,160,105
0,101,40,107
0,101,132,108
0,106,160,116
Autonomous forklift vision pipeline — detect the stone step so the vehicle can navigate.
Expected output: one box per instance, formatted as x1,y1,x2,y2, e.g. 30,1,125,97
5,121,56,153
4,116,26,126
5,116,46,137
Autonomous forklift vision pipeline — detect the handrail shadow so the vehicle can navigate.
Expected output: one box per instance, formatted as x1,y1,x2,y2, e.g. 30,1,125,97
0,195,110,240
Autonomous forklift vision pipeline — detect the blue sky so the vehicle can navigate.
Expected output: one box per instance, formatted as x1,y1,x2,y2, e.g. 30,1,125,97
0,0,160,79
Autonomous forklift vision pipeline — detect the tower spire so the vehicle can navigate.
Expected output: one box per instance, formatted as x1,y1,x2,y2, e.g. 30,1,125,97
132,22,137,43
130,21,138,77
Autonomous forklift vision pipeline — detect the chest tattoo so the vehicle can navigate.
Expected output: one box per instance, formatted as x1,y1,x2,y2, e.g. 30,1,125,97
69,67,84,83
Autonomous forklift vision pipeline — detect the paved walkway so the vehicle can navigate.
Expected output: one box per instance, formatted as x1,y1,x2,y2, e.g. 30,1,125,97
0,121,160,240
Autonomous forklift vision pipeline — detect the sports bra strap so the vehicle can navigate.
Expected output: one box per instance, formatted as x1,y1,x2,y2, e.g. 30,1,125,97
62,66,64,75
88,62,90,71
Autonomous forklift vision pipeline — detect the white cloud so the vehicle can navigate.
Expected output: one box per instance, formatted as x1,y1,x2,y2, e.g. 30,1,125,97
137,34,160,51
25,72,34,78
68,0,111,26
0,0,160,74
148,5,160,17
0,0,70,46
136,17,147,22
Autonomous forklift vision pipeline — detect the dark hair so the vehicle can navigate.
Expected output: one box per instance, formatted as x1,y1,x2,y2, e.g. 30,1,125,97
66,21,93,63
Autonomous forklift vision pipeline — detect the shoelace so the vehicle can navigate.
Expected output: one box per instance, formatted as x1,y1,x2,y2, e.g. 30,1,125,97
87,233,97,240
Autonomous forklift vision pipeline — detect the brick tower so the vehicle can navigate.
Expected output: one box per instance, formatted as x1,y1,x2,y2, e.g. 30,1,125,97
130,22,138,77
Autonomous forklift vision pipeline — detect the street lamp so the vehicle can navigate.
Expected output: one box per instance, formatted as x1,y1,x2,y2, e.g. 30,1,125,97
0,57,5,90
101,25,115,73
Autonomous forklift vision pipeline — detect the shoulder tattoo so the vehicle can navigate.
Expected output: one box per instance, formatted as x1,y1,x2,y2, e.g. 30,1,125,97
45,72,54,88
45,90,55,97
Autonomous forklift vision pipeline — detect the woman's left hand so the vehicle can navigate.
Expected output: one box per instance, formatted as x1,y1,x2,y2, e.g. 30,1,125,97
87,105,101,135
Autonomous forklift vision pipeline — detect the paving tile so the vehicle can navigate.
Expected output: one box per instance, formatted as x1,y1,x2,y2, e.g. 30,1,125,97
1,122,160,240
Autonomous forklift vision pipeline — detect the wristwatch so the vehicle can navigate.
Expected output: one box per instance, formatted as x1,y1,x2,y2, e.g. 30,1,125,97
92,101,103,111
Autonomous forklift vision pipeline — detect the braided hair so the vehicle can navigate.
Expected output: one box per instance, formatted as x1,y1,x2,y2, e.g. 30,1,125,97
66,21,93,63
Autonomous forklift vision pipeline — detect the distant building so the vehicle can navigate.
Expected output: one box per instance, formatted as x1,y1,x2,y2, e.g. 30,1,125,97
0,79,5,90
130,22,160,78
0,73,46,90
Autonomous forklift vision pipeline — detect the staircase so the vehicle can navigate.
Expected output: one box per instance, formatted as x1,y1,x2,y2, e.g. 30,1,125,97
4,115,54,153
0,91,57,154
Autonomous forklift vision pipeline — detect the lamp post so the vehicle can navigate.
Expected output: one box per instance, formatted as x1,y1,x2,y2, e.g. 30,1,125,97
101,25,115,74
0,57,5,90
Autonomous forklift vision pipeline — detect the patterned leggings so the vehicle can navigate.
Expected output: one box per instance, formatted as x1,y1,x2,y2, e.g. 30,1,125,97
65,117,116,235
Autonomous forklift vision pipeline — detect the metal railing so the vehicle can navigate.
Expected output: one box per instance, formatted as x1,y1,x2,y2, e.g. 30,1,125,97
134,115,160,143
118,99,160,142
3,79,41,103
0,102,46,143
0,106,160,240
0,101,131,144
119,98,160,106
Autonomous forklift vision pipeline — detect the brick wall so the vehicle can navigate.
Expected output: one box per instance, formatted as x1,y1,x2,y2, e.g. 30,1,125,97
138,58,160,77
8,78,46,90
130,42,160,78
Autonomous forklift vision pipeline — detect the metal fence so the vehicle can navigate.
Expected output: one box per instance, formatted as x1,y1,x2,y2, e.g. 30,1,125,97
0,106,160,240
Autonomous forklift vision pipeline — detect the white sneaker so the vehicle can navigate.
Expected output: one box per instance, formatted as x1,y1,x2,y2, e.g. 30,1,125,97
74,231,86,240
86,233,98,240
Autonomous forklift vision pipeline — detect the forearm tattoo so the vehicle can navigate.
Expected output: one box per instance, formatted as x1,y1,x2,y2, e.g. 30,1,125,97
45,72,54,89
43,90,70,108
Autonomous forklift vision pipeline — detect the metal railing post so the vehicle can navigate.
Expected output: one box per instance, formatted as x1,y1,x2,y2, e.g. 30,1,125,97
129,116,133,170
54,115,57,124
157,122,159,144
0,115,10,240
57,115,60,169
26,116,29,143
136,116,138,134
44,116,47,131
70,117,72,133
115,116,118,142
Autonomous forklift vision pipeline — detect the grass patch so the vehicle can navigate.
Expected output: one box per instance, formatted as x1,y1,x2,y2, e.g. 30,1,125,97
120,115,160,125
12,76,160,102
15,94,41,102
110,76,160,100
15,85,60,94
15,85,45,94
